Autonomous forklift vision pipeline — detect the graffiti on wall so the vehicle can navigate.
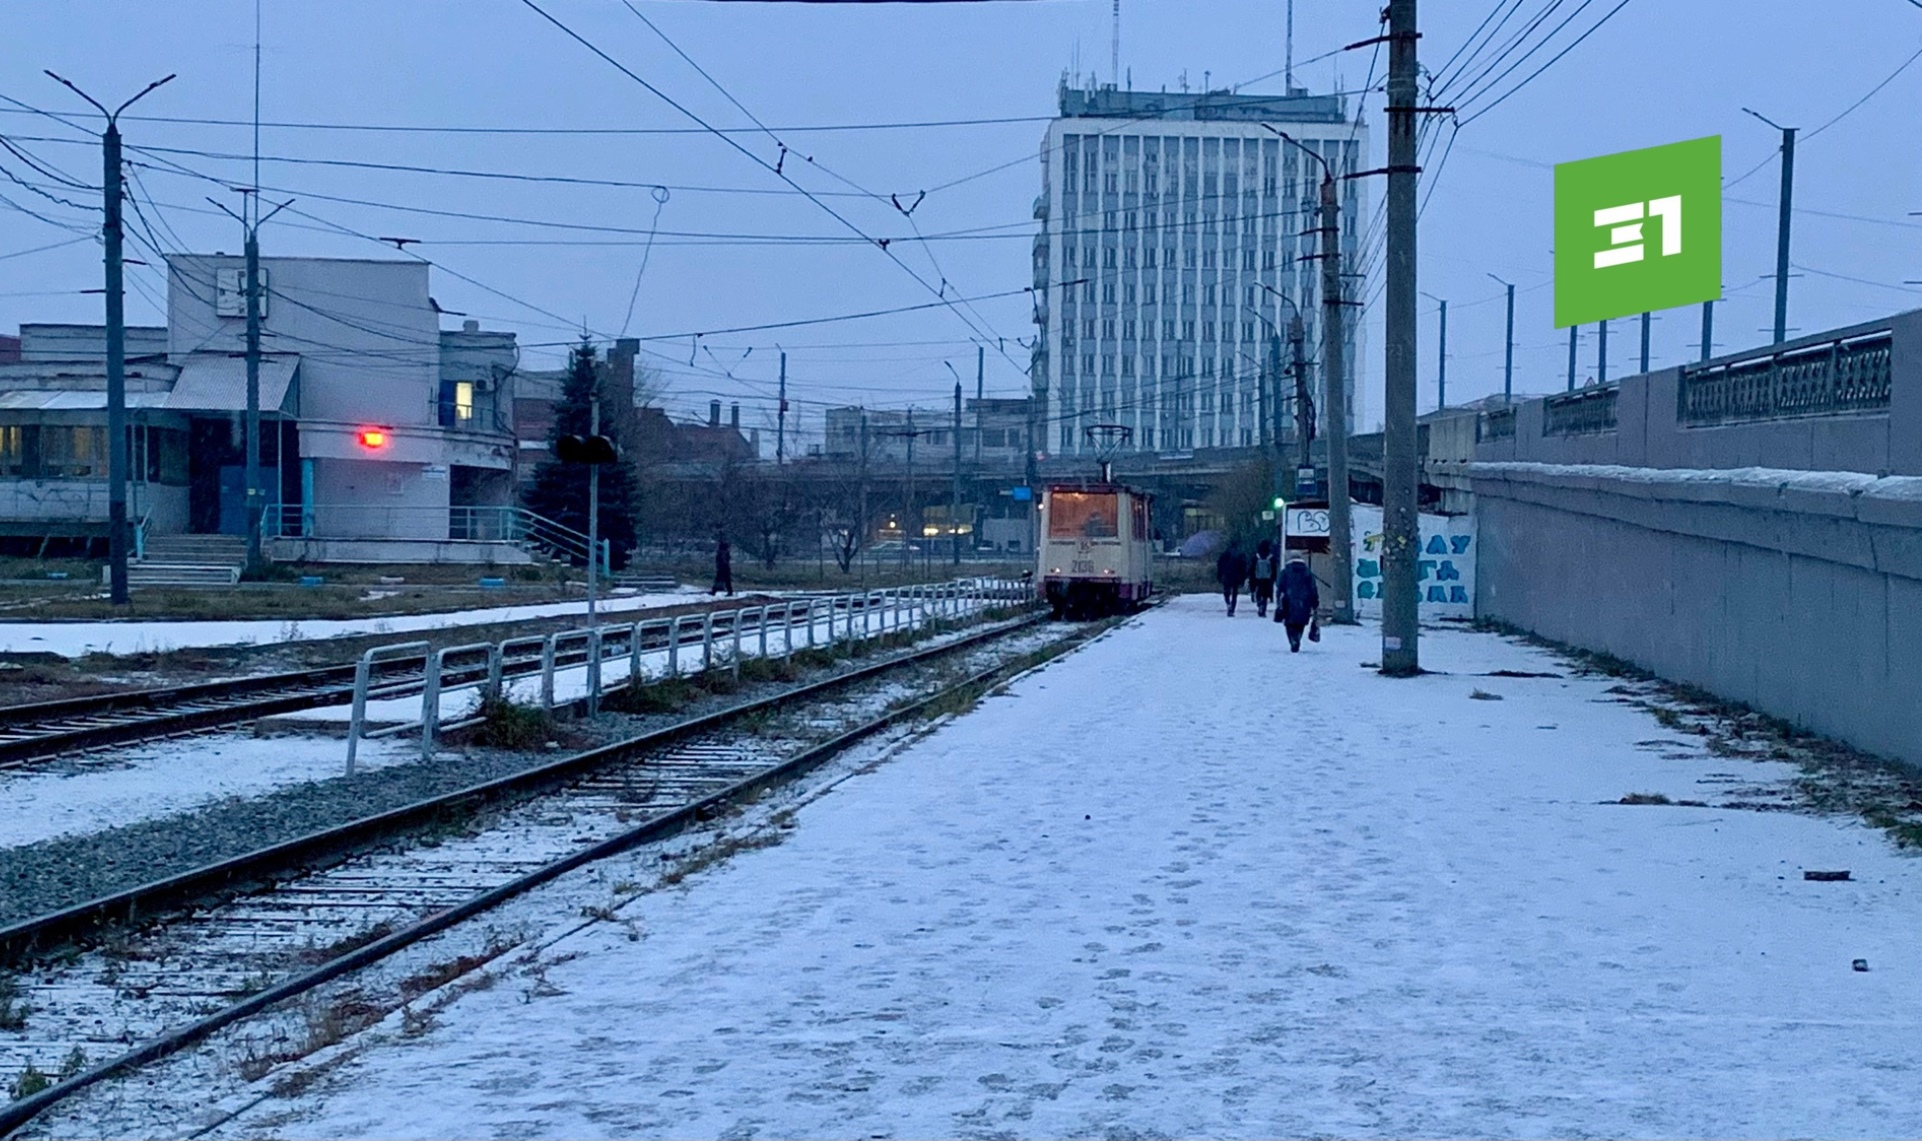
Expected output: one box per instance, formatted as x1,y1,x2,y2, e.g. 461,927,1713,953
1348,504,1477,619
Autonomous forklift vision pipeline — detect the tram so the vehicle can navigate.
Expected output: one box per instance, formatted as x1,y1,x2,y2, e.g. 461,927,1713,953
1035,425,1155,618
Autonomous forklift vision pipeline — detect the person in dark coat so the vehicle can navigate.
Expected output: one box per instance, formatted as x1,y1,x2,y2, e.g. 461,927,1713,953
1215,541,1250,616
711,532,734,596
1249,539,1279,619
1276,553,1320,651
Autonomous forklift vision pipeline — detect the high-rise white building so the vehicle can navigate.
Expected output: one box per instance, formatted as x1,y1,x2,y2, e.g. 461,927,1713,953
1032,81,1368,458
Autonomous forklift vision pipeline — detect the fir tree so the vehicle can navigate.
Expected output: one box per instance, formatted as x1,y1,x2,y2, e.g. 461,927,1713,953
523,340,638,569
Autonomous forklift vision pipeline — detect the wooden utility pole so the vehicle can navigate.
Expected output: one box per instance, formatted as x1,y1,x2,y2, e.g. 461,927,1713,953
1379,0,1421,675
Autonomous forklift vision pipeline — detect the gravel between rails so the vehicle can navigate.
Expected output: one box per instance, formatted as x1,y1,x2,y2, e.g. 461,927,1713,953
0,620,1056,932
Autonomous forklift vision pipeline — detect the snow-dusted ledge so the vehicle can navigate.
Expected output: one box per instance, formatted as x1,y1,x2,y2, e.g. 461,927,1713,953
1470,461,1922,531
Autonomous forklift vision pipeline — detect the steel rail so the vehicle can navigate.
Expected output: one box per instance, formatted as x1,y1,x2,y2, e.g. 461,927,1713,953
0,607,1044,963
0,604,1078,1137
0,598,821,767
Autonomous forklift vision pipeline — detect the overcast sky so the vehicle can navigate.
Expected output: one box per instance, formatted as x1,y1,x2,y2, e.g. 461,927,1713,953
2,0,1918,440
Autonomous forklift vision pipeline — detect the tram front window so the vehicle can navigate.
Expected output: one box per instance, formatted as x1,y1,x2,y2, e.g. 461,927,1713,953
1048,492,1118,540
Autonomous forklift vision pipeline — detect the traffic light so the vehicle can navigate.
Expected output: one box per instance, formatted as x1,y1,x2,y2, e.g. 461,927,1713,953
554,434,619,464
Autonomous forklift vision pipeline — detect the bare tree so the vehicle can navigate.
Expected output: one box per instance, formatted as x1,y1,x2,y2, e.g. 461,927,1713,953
816,458,873,574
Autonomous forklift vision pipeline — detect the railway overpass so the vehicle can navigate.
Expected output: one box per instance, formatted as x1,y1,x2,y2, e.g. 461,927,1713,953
1461,308,1922,770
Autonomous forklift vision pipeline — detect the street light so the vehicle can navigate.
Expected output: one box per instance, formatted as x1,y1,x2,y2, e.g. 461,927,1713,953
1486,273,1514,404
1741,106,1797,345
45,70,175,606
1259,124,1353,626
1420,290,1448,412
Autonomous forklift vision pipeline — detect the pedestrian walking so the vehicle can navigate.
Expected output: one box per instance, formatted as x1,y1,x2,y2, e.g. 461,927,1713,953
711,531,734,596
1249,539,1278,619
1276,553,1320,652
1215,541,1250,617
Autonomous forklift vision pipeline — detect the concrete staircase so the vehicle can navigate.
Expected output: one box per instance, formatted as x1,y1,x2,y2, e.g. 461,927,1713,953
128,534,247,588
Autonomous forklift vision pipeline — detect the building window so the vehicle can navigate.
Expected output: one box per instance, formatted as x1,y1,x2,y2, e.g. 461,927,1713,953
1144,284,1156,304
1122,320,1135,340
0,425,21,476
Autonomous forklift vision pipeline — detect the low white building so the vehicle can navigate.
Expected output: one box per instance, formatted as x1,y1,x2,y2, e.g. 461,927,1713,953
0,257,529,564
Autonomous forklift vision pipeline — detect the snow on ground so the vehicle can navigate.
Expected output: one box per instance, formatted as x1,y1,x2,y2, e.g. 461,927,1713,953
207,595,1921,1138
0,590,704,658
0,600,968,848
0,733,418,850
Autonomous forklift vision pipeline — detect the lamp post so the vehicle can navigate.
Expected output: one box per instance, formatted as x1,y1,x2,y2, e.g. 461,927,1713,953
1260,126,1353,625
1742,107,1797,345
46,71,175,606
1487,273,1514,403
1420,290,1447,411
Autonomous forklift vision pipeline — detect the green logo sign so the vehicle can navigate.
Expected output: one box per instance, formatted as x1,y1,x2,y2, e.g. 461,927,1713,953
1554,136,1721,328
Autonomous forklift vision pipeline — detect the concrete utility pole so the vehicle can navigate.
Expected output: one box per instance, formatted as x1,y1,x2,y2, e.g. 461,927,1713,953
1566,325,1577,391
213,195,291,576
1701,299,1715,361
859,412,871,576
1289,318,1309,471
776,351,787,466
1379,0,1421,675
1598,318,1609,385
1744,108,1797,344
1639,311,1651,374
1317,170,1353,625
952,381,963,567
973,345,984,467
1024,395,1038,556
49,71,174,606
587,390,600,626
1489,273,1514,403
1422,291,1447,411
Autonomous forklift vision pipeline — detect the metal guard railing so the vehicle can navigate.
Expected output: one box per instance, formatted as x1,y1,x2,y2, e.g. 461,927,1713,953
343,577,1038,771
1542,385,1619,437
1678,330,1892,427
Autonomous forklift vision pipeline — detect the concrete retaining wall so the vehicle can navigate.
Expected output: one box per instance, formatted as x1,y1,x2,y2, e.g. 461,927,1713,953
1473,462,1922,769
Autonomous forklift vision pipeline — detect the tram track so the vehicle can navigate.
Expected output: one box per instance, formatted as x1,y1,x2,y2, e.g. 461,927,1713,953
0,604,1121,1137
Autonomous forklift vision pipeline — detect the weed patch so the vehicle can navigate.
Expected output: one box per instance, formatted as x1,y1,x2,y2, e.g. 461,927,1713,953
0,974,27,1030
469,696,551,750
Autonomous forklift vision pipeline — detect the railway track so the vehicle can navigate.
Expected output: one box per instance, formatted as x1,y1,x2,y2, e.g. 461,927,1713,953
0,605,1114,1136
0,590,902,769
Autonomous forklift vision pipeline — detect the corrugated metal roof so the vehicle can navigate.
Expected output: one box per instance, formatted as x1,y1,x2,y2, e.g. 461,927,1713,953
165,353,298,412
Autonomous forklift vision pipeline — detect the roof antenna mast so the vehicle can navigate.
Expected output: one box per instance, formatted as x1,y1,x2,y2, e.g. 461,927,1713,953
1285,0,1295,93
1111,0,1120,88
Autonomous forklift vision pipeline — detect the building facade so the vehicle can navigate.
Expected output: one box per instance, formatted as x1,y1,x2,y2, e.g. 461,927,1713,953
0,257,526,560
823,398,1032,468
1034,81,1368,459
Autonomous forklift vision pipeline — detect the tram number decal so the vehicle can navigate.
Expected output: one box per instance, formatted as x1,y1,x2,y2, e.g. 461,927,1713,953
1070,559,1097,574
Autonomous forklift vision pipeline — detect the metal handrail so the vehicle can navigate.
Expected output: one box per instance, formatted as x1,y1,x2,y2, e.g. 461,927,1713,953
340,578,1033,766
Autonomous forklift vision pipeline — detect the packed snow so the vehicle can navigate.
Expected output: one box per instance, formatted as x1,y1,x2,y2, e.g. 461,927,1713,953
194,595,1920,1138
0,590,705,658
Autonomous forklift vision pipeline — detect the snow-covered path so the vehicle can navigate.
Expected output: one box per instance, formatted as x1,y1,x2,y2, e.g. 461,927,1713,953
0,590,703,658
215,596,1920,1138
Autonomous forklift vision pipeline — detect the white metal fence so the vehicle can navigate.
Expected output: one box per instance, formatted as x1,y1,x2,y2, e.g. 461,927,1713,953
343,577,1035,773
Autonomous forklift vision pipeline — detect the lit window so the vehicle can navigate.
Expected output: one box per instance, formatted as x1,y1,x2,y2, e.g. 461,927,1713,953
455,381,475,422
